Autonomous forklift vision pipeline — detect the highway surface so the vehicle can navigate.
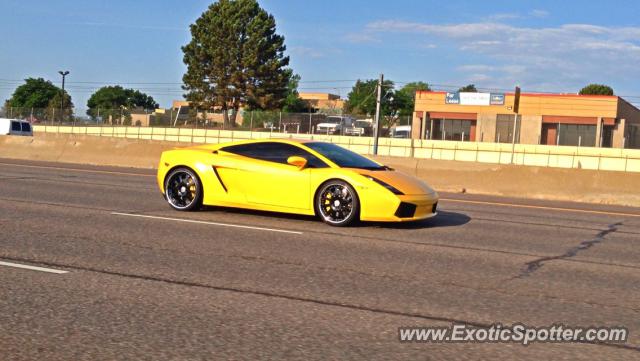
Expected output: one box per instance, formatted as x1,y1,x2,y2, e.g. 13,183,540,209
1,158,639,360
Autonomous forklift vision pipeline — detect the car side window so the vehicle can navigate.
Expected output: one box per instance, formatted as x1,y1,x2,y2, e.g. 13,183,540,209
21,123,31,132
222,142,328,168
11,122,21,132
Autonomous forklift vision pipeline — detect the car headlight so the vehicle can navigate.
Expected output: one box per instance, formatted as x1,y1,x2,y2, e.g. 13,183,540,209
365,176,404,195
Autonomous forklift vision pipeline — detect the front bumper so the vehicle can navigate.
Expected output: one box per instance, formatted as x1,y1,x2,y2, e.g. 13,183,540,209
359,192,439,222
344,129,364,136
316,127,339,134
392,199,438,221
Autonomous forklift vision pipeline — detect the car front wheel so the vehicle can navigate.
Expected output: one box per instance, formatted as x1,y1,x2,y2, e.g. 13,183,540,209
316,180,359,226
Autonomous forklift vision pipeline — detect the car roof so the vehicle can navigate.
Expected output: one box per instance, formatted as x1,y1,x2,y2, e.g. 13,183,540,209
239,138,317,145
0,118,28,123
188,138,322,152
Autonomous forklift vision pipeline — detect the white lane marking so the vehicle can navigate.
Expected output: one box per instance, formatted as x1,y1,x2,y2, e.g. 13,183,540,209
111,212,303,235
0,162,154,177
440,198,640,218
0,261,68,274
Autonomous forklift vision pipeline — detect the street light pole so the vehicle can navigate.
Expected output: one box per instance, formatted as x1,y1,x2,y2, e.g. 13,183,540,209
58,70,69,123
373,73,383,155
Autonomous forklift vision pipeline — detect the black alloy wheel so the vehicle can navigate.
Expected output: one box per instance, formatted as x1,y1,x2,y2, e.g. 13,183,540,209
165,168,203,211
316,180,359,226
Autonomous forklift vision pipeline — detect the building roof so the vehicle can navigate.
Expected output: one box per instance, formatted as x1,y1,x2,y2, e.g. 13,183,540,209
298,92,341,101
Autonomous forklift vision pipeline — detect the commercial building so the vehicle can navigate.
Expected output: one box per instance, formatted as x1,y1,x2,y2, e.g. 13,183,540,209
170,100,245,126
298,92,345,113
412,91,640,149
166,93,345,127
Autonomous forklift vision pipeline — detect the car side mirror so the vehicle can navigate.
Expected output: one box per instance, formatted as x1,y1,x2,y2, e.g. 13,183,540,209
287,156,308,170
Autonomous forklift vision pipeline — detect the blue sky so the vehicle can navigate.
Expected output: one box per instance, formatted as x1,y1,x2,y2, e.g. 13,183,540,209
2,0,640,110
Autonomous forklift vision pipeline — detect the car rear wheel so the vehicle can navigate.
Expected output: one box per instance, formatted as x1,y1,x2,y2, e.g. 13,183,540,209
316,180,359,226
164,167,203,211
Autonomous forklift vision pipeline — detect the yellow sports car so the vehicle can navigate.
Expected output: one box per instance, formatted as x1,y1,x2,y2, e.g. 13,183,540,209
157,139,438,226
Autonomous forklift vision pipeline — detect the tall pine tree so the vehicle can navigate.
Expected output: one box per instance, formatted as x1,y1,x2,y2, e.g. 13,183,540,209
182,0,290,127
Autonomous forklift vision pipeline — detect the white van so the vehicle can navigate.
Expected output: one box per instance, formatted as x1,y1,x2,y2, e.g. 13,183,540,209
390,125,411,138
0,118,33,136
316,116,355,135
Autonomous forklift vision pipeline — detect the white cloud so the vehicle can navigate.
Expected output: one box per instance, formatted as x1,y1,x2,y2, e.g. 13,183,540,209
530,9,549,18
358,19,640,91
289,46,326,59
467,73,492,82
344,32,380,43
486,13,521,21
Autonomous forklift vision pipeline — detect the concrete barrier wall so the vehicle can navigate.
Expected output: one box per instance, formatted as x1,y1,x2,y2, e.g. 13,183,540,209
3,133,640,207
33,125,640,172
0,133,188,169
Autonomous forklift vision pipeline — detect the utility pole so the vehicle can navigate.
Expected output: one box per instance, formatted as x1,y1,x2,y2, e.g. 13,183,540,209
373,73,383,155
511,86,521,164
58,71,69,123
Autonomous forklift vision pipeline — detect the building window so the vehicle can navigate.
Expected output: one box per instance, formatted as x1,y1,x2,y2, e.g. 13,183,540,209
431,119,473,141
627,124,640,149
495,114,521,143
558,124,596,147
601,125,614,148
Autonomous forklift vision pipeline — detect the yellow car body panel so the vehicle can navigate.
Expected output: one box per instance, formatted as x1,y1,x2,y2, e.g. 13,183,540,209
157,138,438,222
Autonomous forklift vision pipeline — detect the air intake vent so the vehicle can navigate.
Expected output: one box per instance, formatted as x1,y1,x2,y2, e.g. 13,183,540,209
395,202,417,218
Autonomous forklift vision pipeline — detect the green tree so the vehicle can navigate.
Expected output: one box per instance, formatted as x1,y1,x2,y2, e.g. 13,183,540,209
579,84,614,96
47,91,74,121
458,84,478,92
282,72,310,113
6,77,72,110
182,0,290,128
4,77,73,121
127,89,159,110
86,86,158,124
393,81,431,117
345,79,395,116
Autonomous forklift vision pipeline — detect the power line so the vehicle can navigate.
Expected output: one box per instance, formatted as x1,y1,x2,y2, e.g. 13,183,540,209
1,77,639,106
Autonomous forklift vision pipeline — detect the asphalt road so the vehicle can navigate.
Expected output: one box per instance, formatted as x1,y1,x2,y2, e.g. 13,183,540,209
1,158,639,360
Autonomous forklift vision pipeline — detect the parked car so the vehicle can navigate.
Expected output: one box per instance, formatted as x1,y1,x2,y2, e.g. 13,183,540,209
315,116,354,135
0,118,33,136
345,119,373,136
390,125,411,138
263,122,277,131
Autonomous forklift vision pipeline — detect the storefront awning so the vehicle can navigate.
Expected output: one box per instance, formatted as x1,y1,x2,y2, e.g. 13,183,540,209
542,116,615,125
428,112,477,120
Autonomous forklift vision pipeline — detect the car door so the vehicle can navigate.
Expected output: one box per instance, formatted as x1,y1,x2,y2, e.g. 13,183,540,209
221,142,325,210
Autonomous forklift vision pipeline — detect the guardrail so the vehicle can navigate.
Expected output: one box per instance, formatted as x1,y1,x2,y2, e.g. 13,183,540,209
33,125,640,173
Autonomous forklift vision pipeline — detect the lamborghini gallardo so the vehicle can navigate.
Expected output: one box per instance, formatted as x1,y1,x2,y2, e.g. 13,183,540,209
157,139,438,226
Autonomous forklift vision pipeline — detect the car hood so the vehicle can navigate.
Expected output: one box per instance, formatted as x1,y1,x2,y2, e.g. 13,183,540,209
351,168,437,196
317,123,339,127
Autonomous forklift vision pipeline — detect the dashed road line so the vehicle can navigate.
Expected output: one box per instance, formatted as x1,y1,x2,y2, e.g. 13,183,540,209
0,261,68,274
111,212,304,235
0,162,155,177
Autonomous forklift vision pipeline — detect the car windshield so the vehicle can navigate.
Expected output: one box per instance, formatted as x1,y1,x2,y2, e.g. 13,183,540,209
305,142,385,170
355,121,370,127
324,118,342,124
